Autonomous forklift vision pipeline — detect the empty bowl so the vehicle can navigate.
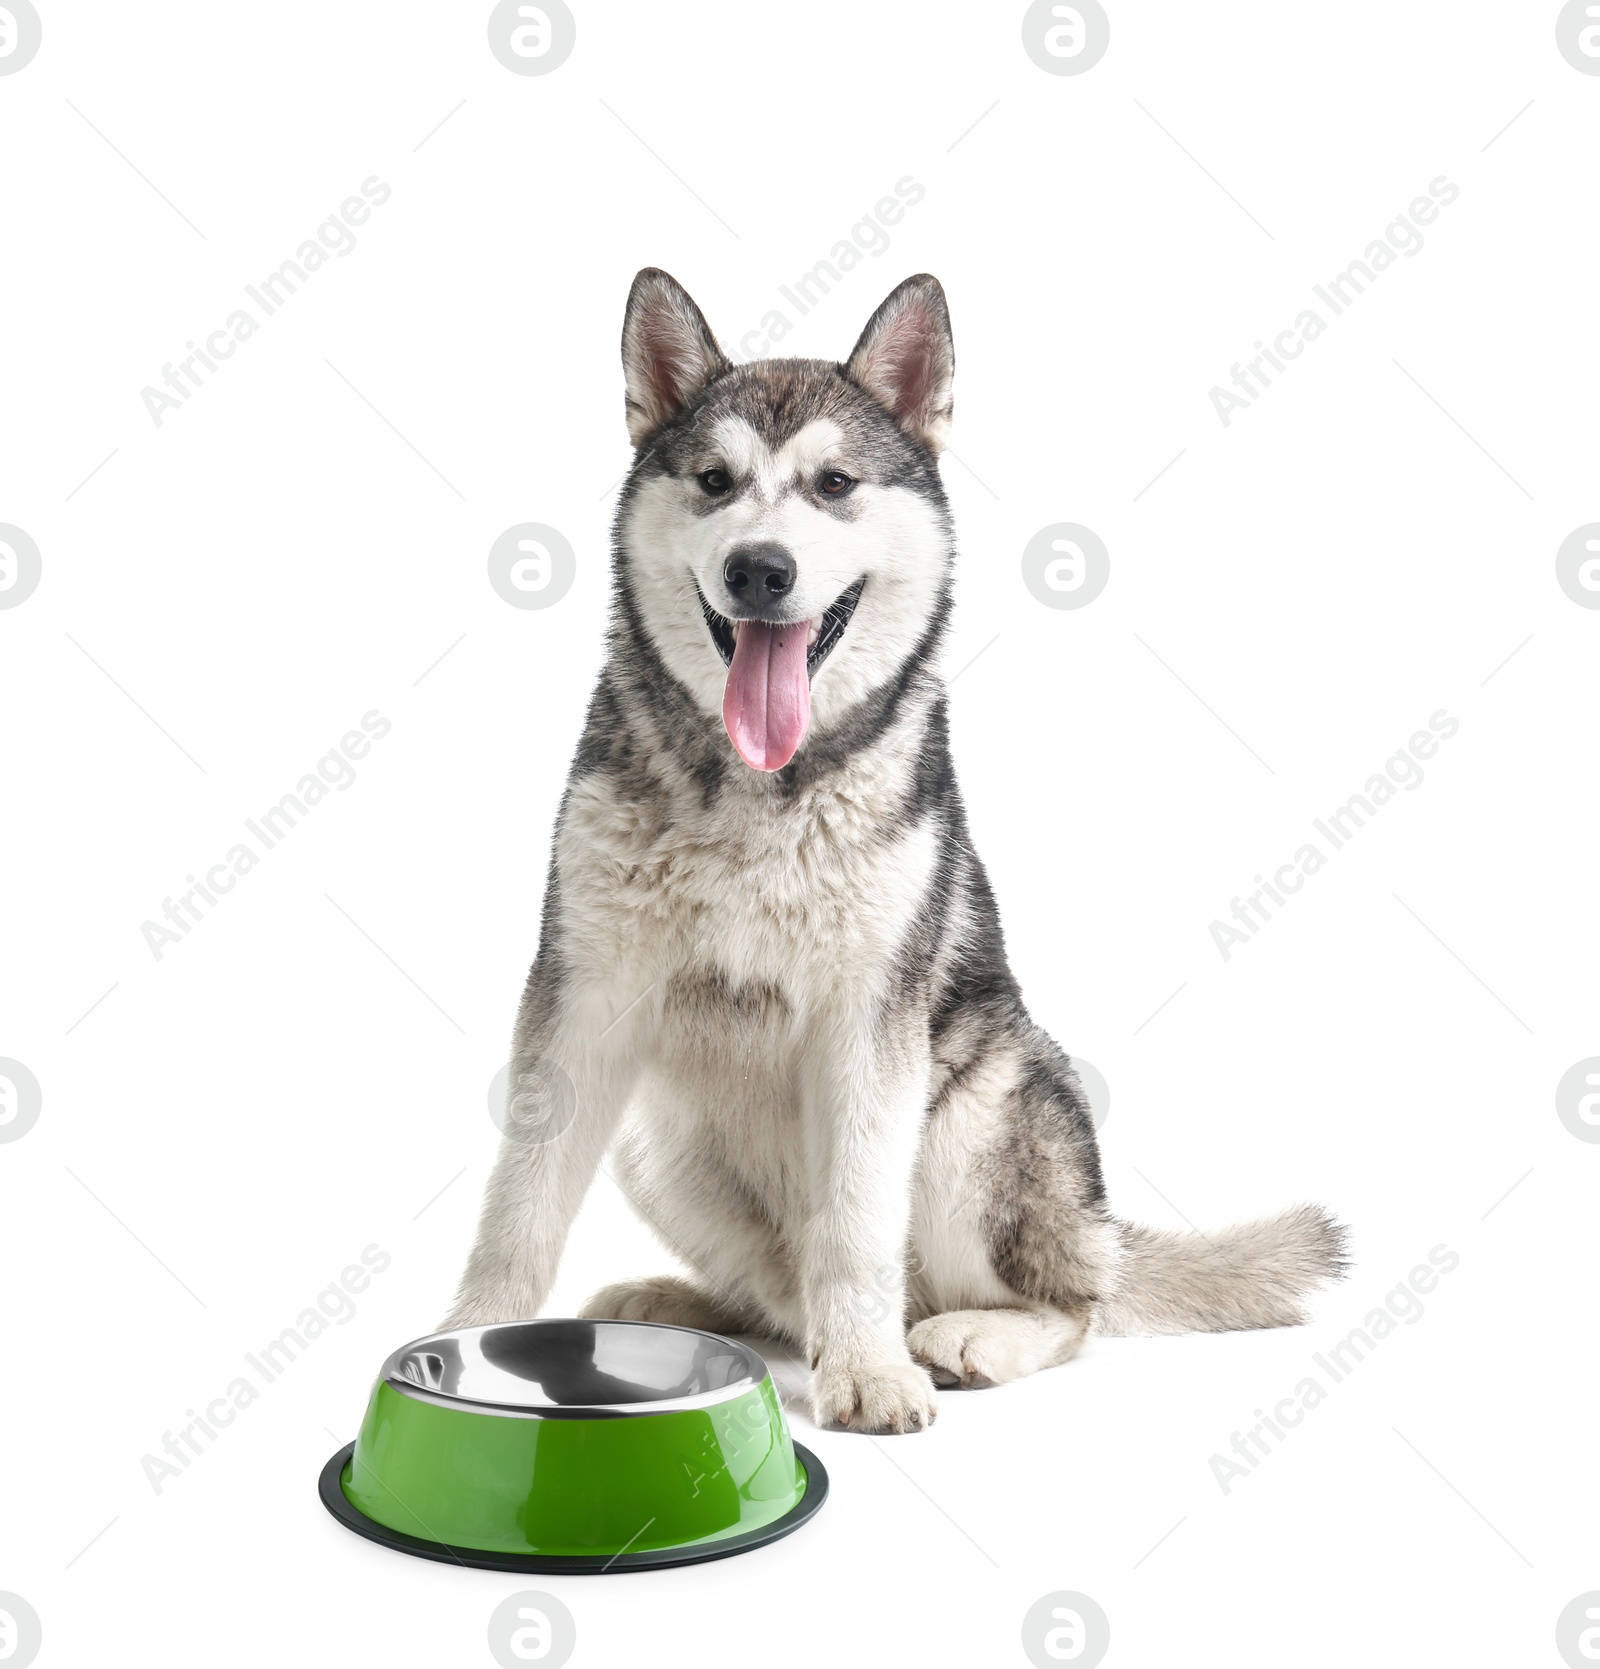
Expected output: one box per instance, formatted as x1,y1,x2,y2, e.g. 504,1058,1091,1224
319,1318,827,1571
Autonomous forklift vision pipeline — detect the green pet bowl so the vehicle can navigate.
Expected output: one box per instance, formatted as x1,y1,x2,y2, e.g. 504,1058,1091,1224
319,1318,827,1572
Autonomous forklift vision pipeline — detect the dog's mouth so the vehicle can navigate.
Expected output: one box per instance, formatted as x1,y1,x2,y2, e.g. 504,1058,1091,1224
697,578,864,675
696,578,865,773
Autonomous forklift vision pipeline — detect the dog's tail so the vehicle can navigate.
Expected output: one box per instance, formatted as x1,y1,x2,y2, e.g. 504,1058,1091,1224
1093,1204,1349,1336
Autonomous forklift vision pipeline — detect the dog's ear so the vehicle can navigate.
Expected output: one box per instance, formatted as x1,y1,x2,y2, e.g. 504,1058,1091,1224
844,274,954,455
621,269,730,447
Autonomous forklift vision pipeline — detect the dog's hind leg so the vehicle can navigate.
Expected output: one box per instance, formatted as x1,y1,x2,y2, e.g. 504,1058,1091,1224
904,1020,1116,1392
907,1304,1090,1388
578,1274,756,1332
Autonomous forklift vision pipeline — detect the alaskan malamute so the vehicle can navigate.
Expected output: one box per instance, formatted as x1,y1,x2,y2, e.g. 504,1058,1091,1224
445,269,1346,1433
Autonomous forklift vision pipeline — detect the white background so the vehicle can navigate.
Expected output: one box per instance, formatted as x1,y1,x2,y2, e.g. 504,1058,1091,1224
2,3,1597,1665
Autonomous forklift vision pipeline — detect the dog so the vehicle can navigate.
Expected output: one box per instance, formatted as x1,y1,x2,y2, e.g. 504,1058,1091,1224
444,268,1346,1433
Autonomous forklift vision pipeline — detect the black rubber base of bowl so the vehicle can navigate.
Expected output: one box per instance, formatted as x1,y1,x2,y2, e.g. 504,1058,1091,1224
317,1441,829,1573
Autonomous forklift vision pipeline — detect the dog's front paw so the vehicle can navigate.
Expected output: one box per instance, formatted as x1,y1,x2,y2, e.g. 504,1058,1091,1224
810,1356,938,1434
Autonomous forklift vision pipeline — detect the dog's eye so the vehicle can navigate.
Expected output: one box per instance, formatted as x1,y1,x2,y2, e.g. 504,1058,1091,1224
698,468,732,496
818,470,855,497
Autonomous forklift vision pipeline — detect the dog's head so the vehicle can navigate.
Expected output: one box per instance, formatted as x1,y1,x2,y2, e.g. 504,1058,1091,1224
614,268,955,773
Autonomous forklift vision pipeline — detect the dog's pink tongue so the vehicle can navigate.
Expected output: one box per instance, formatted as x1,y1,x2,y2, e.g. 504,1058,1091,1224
722,620,811,771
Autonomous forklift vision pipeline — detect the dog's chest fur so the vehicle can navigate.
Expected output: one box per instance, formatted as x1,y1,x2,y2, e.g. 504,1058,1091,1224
557,749,934,1047
554,751,936,1231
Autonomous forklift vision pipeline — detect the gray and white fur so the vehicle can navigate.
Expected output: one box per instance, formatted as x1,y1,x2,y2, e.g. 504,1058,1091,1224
445,269,1347,1433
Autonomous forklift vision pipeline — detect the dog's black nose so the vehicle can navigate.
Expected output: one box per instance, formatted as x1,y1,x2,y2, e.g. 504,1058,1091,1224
724,542,796,601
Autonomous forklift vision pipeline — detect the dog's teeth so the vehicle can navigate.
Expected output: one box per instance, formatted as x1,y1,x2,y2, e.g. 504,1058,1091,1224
807,622,820,646
732,621,742,641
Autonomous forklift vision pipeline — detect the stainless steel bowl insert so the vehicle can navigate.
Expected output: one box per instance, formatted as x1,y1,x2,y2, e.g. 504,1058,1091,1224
381,1319,767,1419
